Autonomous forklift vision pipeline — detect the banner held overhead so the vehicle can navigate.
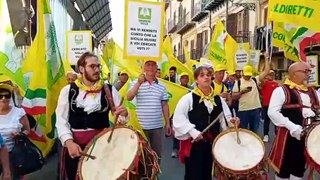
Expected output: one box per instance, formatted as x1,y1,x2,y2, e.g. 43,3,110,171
123,0,164,61
66,30,92,65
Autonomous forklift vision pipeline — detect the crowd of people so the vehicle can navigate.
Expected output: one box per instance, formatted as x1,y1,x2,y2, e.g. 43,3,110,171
0,51,319,180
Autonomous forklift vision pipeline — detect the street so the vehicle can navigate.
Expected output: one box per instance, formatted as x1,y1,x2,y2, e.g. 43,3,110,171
25,121,316,180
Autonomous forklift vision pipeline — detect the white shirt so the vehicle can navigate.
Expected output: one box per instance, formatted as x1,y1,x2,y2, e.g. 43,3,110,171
55,84,126,146
268,87,320,136
173,93,233,140
0,106,25,151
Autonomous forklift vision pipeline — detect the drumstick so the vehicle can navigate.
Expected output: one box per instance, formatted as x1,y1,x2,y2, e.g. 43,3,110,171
191,112,223,143
108,97,124,143
80,152,96,160
233,109,241,144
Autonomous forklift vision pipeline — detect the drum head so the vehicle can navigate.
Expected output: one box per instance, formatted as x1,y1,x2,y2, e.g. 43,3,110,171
213,129,265,171
306,124,320,165
79,127,139,180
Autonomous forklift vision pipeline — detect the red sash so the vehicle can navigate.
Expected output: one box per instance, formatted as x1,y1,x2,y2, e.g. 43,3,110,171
59,129,102,180
268,127,289,173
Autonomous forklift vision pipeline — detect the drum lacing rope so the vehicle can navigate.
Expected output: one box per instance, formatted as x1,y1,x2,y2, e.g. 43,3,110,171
86,136,97,161
305,150,319,180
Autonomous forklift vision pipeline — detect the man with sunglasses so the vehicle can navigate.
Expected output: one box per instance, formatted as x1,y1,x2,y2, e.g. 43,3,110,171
268,62,320,180
56,52,129,180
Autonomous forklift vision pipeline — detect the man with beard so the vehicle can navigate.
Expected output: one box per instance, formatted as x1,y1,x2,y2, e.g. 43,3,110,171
55,52,129,180
268,62,320,180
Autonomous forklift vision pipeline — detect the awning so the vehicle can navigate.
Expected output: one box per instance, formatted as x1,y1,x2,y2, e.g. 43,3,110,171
75,0,112,41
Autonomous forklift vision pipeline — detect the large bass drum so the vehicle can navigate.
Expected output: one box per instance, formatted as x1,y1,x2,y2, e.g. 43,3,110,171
77,126,160,180
212,128,266,179
305,123,320,172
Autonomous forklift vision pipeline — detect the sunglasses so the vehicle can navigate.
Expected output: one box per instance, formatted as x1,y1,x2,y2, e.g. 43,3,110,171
295,69,311,74
0,94,11,99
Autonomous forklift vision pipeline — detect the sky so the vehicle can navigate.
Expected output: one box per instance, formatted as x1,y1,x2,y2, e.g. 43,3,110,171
109,0,125,48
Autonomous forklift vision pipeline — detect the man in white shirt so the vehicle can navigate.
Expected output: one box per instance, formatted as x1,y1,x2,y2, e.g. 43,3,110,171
55,52,128,180
268,62,320,180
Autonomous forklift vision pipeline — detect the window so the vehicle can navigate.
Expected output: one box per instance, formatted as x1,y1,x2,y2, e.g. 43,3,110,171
204,30,208,46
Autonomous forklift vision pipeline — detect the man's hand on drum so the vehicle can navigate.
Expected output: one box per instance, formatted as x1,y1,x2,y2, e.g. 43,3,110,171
65,139,82,158
230,117,240,127
114,104,128,118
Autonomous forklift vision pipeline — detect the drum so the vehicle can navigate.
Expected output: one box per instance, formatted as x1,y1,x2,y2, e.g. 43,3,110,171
305,123,320,171
212,128,266,179
77,126,160,180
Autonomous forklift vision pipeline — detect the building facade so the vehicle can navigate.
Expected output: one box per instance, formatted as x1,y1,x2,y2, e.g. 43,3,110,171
163,0,258,63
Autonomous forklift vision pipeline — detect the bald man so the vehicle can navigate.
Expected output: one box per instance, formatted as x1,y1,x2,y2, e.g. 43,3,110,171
268,62,320,180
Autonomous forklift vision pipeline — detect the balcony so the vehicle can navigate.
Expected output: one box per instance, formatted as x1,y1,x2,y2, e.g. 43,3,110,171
204,0,224,12
233,31,251,43
168,18,177,33
176,13,196,35
191,48,203,60
191,1,208,22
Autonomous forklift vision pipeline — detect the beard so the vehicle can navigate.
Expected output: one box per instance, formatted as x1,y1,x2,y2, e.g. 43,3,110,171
83,70,100,83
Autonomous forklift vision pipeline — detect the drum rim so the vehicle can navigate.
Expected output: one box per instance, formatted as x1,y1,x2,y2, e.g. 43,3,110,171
77,125,141,180
212,128,266,174
305,122,320,167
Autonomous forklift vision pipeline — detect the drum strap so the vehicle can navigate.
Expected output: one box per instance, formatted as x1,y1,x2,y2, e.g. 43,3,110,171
268,127,289,173
104,84,116,114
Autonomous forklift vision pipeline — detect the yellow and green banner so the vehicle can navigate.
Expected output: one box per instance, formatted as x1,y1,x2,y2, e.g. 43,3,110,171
208,19,237,73
268,0,320,32
21,0,67,157
0,0,25,90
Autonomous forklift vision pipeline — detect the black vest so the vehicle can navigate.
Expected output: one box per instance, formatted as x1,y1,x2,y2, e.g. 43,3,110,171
281,85,319,126
188,93,224,139
68,83,111,129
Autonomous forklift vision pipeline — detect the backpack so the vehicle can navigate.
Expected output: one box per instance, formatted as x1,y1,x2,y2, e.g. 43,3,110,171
211,82,225,94
237,77,259,92
11,133,45,175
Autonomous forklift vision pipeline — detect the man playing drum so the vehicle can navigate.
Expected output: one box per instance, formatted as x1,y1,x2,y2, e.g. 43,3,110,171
55,52,129,180
173,65,239,180
268,62,320,180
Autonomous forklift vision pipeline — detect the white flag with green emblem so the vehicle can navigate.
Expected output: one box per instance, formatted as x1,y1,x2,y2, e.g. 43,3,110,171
0,0,25,90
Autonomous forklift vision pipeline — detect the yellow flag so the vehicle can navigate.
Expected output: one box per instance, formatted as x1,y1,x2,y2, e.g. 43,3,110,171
209,19,237,73
268,0,320,32
273,22,286,48
224,35,238,73
22,0,67,157
159,79,189,117
208,19,227,66
163,37,194,83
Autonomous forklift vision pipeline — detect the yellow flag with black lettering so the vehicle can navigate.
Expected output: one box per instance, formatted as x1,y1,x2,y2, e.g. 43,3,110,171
268,0,320,32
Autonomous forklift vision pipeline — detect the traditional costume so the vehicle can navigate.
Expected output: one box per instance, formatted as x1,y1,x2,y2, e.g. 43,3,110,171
173,87,233,180
268,79,320,180
56,79,127,180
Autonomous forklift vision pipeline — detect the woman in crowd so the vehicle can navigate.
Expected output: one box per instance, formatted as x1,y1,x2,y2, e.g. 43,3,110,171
0,83,30,180
172,65,239,180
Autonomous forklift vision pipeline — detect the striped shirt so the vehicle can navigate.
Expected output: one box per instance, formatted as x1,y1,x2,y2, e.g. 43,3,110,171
130,79,168,130
0,106,25,151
